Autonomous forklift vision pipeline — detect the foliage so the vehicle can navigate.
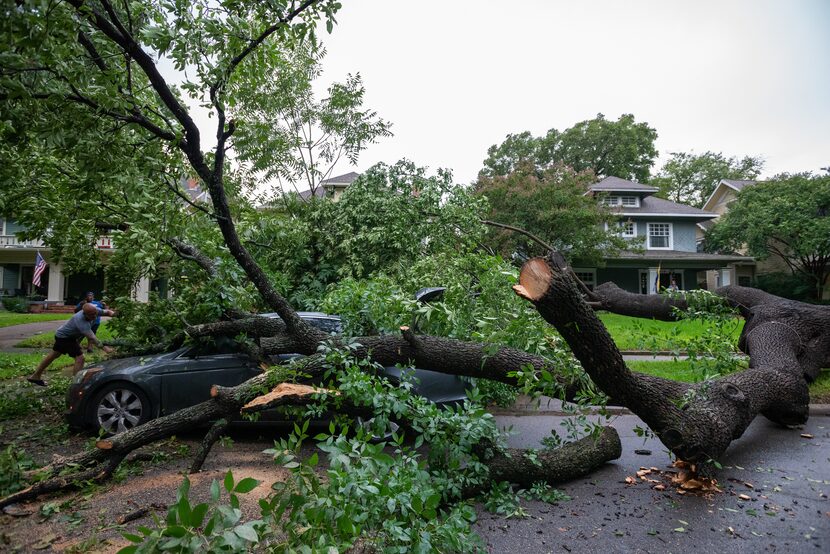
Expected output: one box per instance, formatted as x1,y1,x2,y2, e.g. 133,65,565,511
320,252,589,403
481,113,658,182
0,0,348,291
667,289,746,381
232,42,392,197
118,472,265,554
0,445,34,498
475,163,637,263
752,271,817,302
651,151,764,207
0,372,72,419
0,297,28,313
250,161,487,308
705,173,830,299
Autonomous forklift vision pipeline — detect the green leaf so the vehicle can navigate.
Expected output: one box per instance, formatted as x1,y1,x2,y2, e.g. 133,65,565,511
224,470,234,493
234,477,261,494
163,525,187,538
190,503,209,528
234,523,259,543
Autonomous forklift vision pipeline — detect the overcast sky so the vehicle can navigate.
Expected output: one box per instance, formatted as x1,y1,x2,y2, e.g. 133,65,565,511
307,0,830,185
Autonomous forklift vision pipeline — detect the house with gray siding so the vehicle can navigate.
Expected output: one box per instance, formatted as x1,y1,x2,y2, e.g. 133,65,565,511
576,177,753,294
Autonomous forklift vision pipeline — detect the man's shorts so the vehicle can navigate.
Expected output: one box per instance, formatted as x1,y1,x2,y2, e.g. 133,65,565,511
53,337,83,357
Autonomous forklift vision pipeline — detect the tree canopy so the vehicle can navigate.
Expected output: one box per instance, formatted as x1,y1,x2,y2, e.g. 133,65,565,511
480,113,658,182
474,163,634,265
652,151,764,207
705,173,830,299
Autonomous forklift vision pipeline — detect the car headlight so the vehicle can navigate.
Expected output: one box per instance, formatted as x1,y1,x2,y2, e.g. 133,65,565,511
74,366,103,384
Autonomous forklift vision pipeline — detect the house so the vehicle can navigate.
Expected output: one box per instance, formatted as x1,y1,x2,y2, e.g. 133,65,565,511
578,176,754,294
0,217,144,306
298,171,360,201
697,179,788,289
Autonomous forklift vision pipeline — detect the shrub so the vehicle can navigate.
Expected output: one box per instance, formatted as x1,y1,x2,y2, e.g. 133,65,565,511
1,296,28,313
753,272,815,301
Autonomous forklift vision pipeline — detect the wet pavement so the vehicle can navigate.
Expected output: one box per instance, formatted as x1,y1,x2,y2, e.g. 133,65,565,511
475,413,830,553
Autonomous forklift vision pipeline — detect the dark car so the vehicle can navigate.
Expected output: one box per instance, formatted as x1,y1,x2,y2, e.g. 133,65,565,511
66,312,469,434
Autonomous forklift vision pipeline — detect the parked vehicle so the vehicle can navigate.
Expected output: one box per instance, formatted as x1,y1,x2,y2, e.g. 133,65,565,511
66,310,469,435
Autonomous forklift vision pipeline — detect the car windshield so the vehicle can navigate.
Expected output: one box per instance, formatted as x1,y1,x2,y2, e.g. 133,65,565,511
184,336,240,358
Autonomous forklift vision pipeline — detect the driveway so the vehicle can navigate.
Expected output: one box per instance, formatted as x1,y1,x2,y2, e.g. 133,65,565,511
0,319,66,352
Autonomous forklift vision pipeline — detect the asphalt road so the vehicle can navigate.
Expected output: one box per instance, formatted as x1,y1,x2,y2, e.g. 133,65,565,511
474,413,830,553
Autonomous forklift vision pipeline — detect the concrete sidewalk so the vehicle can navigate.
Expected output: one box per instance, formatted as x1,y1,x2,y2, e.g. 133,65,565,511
0,319,66,353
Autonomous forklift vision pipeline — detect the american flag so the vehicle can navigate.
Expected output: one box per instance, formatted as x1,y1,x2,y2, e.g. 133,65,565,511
33,251,47,287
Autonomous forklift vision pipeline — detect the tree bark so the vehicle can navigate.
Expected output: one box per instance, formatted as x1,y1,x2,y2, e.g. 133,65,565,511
515,255,826,466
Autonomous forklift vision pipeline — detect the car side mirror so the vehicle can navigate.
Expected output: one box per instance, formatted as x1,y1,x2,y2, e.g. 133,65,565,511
414,287,445,304
411,287,446,334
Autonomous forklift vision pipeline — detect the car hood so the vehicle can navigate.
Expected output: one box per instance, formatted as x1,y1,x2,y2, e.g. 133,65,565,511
88,352,176,374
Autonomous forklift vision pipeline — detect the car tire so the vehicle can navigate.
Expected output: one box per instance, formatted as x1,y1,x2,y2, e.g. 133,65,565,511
88,382,151,436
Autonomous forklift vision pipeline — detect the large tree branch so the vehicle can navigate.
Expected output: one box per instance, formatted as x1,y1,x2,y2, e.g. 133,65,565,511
518,255,828,467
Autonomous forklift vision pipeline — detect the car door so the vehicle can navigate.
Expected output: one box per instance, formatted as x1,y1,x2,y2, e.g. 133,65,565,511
157,349,261,415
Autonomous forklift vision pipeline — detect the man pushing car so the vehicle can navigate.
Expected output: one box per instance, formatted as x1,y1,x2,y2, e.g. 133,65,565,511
27,302,116,386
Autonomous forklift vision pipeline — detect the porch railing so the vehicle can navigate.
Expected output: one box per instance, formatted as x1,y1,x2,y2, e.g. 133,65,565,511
0,235,115,249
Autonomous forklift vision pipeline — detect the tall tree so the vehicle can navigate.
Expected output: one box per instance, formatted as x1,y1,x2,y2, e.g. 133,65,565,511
653,151,764,207
231,43,391,199
475,163,634,265
480,114,658,182
705,173,830,300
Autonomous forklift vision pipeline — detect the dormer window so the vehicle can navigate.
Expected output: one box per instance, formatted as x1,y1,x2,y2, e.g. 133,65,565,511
599,195,640,208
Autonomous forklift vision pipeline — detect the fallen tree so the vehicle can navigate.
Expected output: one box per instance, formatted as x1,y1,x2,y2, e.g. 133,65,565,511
2,0,828,519
516,255,829,466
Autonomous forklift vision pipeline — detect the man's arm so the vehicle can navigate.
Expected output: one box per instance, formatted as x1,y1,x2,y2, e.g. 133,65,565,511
83,329,113,353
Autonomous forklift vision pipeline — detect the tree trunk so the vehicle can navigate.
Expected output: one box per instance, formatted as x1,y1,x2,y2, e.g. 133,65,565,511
514,255,828,467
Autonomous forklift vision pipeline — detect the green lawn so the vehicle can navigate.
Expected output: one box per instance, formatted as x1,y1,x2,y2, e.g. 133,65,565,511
629,359,830,403
597,312,743,351
0,311,73,328
15,321,114,348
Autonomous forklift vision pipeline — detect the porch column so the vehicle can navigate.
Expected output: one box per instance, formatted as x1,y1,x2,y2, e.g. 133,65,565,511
647,267,659,295
46,262,65,303
719,268,732,287
133,276,150,302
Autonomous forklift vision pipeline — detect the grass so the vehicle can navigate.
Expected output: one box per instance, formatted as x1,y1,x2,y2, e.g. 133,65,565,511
598,312,743,351
0,352,77,419
629,359,830,403
15,321,114,348
0,311,72,328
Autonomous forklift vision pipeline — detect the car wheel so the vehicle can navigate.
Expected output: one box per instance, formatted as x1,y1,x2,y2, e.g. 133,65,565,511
89,383,151,435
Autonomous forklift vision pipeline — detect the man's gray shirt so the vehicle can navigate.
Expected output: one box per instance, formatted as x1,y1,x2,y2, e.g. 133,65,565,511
55,308,104,342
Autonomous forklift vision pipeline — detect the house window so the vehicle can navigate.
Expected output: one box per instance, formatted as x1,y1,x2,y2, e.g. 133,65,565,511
620,221,636,237
647,223,672,249
573,269,596,291
605,221,637,238
599,195,640,208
